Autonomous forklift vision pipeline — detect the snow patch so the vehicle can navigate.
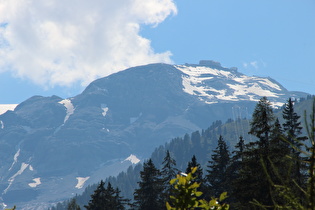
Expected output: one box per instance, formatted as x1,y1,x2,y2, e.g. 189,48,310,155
4,162,29,193
176,65,234,79
75,177,90,189
28,178,41,188
234,76,281,91
123,154,140,164
0,104,18,115
176,65,283,105
0,120,4,129
58,99,75,123
270,101,284,108
9,149,20,171
102,128,110,132
102,107,109,117
29,165,34,171
101,104,108,117
227,83,279,99
102,107,108,117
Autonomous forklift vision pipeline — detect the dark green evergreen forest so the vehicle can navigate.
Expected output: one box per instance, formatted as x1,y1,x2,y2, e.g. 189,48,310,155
51,96,315,210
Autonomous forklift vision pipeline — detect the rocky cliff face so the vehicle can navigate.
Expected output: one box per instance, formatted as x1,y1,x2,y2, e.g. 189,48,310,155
0,61,308,208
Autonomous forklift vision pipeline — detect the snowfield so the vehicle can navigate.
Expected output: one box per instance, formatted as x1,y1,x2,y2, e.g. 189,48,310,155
58,99,75,123
0,104,18,115
176,65,284,107
76,177,90,189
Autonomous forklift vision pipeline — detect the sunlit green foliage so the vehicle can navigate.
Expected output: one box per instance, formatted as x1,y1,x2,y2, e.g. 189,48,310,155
166,167,229,210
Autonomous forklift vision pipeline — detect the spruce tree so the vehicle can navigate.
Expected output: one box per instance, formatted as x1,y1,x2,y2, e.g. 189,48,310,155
206,135,231,197
84,181,127,210
133,159,163,210
185,155,206,200
104,182,129,210
249,96,275,150
85,180,107,209
282,97,307,148
233,97,276,208
234,136,245,161
185,155,203,185
269,118,290,164
161,150,178,203
229,136,245,206
282,97,308,201
67,198,81,210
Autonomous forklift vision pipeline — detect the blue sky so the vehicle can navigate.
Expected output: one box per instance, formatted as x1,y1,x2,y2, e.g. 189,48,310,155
0,0,314,104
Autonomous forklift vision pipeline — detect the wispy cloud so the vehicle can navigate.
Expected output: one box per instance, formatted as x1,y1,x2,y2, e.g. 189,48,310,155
250,61,258,69
243,61,259,69
0,0,177,87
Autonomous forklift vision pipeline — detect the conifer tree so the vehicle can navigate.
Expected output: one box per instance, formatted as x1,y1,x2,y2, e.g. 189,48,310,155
252,98,315,209
185,155,203,185
229,136,245,206
104,182,129,210
133,159,163,210
85,180,107,209
84,181,127,210
161,150,178,203
233,97,276,208
67,198,81,210
282,97,307,148
269,118,290,167
206,135,231,197
282,97,308,200
234,136,245,161
249,96,275,150
185,155,206,200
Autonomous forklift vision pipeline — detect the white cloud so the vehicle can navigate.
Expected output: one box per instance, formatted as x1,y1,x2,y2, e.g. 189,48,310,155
250,61,258,69
0,0,177,87
243,61,258,69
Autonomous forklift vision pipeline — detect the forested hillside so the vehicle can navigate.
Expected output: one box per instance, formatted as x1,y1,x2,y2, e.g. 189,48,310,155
51,96,315,209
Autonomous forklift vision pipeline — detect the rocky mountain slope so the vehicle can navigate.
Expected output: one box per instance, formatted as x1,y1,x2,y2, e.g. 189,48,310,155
0,60,308,209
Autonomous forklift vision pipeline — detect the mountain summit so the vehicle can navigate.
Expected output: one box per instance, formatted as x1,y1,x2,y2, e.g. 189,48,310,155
0,61,308,208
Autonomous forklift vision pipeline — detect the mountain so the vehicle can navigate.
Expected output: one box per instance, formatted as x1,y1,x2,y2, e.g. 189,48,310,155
54,97,315,210
0,60,308,209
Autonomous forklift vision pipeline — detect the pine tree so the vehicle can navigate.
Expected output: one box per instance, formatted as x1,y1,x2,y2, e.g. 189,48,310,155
206,135,231,197
282,97,307,148
233,97,276,208
185,155,203,185
282,97,308,202
269,118,290,164
251,98,315,209
84,181,127,210
234,136,245,161
67,198,81,210
229,136,245,206
249,96,275,150
185,155,206,200
133,159,163,210
161,150,178,203
85,180,107,209
104,182,129,210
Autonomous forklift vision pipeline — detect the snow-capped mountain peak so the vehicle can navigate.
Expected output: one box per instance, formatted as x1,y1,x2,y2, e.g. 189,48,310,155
176,63,285,107
0,61,308,208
